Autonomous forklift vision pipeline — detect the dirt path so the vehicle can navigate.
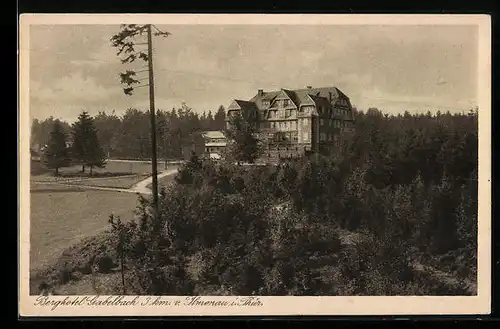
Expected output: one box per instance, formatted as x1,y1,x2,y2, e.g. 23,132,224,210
31,169,179,196
129,169,178,194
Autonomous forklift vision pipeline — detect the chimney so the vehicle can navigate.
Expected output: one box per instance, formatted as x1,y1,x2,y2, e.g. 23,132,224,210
258,89,264,96
306,86,312,89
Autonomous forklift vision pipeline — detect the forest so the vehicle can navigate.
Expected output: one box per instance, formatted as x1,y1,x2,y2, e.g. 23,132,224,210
95,108,480,295
33,106,479,296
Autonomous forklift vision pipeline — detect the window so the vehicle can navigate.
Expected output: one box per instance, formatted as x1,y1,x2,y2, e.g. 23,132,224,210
303,132,309,140
284,99,289,107
320,119,324,126
334,136,340,147
320,133,326,141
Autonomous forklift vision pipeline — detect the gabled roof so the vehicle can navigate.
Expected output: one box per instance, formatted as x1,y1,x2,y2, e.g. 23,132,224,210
249,91,280,108
281,89,300,108
293,90,316,107
295,86,342,99
234,99,258,110
201,130,226,139
249,86,349,109
233,99,259,119
226,99,260,123
308,94,331,109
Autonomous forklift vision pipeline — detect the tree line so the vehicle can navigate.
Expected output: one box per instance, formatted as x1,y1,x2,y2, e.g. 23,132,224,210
31,104,227,162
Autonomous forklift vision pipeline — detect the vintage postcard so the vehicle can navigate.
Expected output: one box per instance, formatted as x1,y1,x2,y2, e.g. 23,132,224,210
18,14,491,317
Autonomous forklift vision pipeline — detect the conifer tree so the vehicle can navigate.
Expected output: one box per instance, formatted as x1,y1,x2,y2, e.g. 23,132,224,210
214,105,226,130
43,121,70,176
71,111,106,175
225,112,261,164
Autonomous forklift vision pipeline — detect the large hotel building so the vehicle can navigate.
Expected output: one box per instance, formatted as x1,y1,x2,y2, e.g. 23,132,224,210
223,85,355,160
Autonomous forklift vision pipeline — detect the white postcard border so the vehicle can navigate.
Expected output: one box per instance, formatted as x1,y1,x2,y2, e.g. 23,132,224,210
18,14,492,317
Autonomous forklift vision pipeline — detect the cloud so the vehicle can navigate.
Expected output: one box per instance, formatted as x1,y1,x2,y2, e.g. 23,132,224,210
29,24,479,122
69,38,119,68
32,71,119,103
158,45,220,77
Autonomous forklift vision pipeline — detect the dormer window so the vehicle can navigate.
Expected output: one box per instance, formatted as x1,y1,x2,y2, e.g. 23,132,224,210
263,100,270,108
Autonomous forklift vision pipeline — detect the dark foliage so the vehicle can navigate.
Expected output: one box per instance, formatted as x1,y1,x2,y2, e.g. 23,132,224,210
103,109,478,296
71,111,107,175
43,120,71,175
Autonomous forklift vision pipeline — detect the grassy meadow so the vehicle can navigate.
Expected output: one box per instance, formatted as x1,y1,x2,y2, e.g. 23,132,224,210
29,160,174,275
30,185,140,271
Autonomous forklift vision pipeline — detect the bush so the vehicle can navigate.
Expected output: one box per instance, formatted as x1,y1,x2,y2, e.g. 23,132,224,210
56,263,73,285
94,254,115,274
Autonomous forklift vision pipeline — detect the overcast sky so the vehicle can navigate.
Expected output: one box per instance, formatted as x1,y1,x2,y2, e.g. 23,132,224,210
29,24,478,123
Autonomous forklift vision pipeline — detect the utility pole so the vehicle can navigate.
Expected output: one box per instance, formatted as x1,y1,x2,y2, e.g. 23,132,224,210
111,24,170,219
147,24,159,216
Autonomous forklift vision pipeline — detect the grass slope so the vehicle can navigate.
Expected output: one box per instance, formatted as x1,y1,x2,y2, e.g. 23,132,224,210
30,186,139,272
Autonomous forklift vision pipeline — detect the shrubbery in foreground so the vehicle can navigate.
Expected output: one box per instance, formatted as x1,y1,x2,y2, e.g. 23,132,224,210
35,110,477,296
